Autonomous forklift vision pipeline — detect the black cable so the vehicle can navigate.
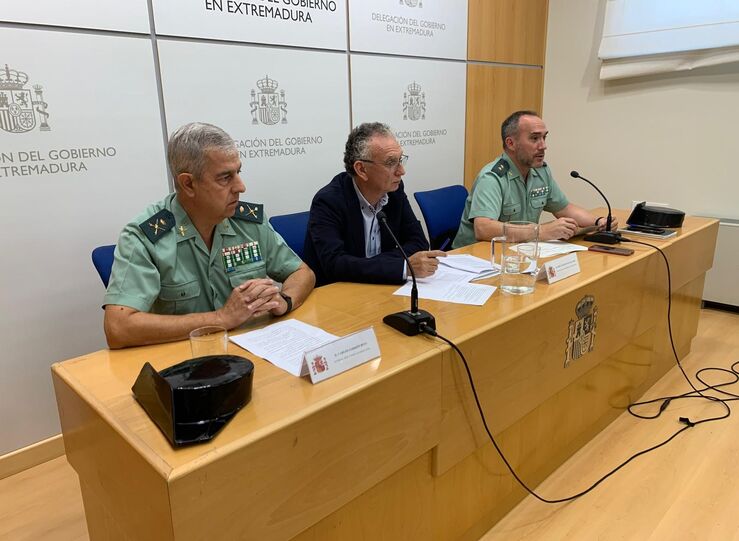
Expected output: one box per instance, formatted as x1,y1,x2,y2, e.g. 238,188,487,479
414,236,734,503
621,237,731,425
627,361,739,420
421,324,695,503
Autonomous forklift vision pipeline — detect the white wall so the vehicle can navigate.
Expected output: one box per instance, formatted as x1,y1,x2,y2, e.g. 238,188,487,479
543,0,739,221
0,28,167,455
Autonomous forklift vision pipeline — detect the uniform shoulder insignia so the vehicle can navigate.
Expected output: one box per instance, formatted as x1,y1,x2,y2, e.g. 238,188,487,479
138,209,175,244
233,201,263,224
492,159,510,177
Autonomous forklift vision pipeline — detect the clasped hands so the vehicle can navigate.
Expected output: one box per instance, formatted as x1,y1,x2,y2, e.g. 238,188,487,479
218,278,287,329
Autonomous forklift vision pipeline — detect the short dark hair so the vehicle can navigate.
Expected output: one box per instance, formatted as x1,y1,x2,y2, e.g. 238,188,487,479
343,122,394,176
501,110,540,150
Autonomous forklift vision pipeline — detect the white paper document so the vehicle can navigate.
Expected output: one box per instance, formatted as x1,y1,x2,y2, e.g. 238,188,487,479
438,254,500,281
417,266,475,284
393,280,496,306
229,319,338,377
532,241,588,258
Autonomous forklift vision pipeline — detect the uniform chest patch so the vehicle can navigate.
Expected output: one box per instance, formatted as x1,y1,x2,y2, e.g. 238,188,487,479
222,241,262,273
530,186,550,198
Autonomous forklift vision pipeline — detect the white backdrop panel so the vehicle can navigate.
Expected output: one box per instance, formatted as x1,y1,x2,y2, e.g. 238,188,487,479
152,0,347,50
350,54,466,220
0,29,168,454
349,0,468,60
0,0,150,33
158,40,350,217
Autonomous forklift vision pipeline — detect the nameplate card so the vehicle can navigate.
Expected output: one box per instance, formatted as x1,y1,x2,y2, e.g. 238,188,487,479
538,253,581,284
302,327,381,383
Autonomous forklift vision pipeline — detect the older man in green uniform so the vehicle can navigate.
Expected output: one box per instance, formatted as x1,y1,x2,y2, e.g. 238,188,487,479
103,122,315,349
453,110,618,248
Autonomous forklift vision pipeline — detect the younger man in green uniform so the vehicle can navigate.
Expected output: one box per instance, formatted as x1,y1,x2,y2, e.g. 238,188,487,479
453,110,618,248
103,122,315,349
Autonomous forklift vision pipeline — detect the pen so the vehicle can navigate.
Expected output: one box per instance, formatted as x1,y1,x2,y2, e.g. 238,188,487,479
439,238,450,251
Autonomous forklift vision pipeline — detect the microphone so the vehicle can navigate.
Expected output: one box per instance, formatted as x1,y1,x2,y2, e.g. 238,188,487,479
570,170,622,245
376,210,436,336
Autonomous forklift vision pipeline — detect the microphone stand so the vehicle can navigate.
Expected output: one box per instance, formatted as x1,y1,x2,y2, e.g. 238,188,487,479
376,211,436,336
570,170,622,244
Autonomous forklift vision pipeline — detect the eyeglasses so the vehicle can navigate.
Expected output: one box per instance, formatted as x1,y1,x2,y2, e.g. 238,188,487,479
359,154,409,171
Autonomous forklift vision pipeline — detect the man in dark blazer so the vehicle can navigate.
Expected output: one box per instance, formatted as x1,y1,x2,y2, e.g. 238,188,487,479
304,122,445,287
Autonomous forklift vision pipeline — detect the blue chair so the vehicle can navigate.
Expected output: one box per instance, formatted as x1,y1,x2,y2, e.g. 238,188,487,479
92,244,116,287
414,185,469,250
269,211,310,259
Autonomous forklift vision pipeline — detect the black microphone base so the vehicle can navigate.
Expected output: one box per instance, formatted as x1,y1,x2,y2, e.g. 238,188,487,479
383,310,436,336
584,231,622,244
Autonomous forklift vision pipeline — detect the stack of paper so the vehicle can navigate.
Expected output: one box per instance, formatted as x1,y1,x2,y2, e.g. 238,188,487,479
394,254,498,306
439,254,500,280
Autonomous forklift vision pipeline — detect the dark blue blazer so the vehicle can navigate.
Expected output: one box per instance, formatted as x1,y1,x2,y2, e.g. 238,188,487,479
304,172,429,287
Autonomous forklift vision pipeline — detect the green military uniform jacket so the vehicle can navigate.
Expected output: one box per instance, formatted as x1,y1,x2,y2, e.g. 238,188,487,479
104,194,302,315
453,152,569,248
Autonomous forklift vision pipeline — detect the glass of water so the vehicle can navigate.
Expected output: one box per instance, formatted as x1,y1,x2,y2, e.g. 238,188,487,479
189,326,229,358
499,222,540,295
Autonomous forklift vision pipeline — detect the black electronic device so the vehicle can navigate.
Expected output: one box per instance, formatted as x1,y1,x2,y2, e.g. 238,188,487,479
620,224,677,239
627,202,685,229
625,224,665,234
375,210,436,336
588,244,634,256
132,355,254,447
570,171,622,244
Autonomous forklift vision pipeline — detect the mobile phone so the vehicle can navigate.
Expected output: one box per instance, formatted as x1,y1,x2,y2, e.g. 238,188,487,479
626,224,665,234
588,244,634,256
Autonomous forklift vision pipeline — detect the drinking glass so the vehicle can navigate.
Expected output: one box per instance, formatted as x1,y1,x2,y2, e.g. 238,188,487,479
189,326,228,357
499,221,540,295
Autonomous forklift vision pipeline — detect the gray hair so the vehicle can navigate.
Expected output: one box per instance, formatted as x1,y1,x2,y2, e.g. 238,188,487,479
501,110,539,150
167,122,236,182
344,122,394,176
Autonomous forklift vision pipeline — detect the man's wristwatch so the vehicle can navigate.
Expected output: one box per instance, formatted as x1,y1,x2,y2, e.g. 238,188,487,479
595,216,605,227
279,292,292,315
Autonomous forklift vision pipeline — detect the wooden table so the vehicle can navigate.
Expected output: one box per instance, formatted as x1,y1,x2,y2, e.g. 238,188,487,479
52,212,718,540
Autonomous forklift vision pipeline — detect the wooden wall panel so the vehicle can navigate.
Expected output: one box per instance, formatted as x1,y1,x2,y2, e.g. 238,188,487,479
467,0,549,64
464,64,544,187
